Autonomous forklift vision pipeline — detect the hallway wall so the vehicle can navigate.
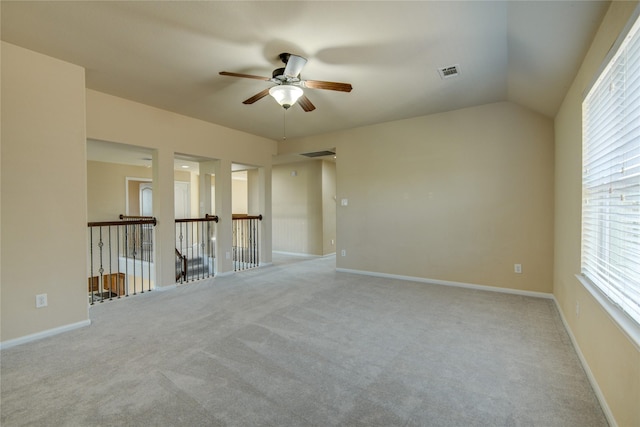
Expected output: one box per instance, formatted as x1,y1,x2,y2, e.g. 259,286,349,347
1,42,89,342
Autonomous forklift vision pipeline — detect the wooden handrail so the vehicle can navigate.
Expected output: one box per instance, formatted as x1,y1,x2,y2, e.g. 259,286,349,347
119,214,153,220
232,214,262,220
175,215,219,223
88,218,157,227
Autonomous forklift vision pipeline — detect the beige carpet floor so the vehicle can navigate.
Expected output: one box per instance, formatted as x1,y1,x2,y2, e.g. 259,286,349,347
1,254,607,426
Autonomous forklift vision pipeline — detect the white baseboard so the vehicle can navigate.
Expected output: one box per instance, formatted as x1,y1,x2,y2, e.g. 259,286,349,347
0,319,91,350
335,267,553,299
273,251,320,257
552,297,617,427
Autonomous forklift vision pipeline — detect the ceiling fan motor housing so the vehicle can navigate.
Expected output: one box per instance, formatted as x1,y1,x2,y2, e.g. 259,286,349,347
272,67,286,80
279,52,291,64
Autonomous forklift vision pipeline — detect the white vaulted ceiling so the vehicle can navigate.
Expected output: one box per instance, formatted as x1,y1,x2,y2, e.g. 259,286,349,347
1,1,609,141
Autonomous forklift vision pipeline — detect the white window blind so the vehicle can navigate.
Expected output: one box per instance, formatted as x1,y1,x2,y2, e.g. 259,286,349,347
582,12,640,327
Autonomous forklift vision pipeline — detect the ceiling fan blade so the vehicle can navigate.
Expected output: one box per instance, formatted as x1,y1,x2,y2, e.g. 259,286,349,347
303,80,353,92
242,88,271,104
298,95,316,112
219,71,270,81
284,54,307,78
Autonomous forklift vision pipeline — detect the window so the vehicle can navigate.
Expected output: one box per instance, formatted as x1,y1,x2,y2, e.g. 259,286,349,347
582,10,640,331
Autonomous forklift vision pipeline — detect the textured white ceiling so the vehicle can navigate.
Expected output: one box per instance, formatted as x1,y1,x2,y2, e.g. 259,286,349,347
2,1,609,142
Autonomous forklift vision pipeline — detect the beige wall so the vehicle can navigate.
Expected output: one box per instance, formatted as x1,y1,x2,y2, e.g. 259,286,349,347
232,172,248,214
1,42,88,342
281,101,554,293
272,160,337,256
273,161,323,255
322,161,337,255
554,2,640,426
189,170,199,217
87,161,152,221
86,90,276,167
0,40,3,341
247,169,260,215
174,170,190,182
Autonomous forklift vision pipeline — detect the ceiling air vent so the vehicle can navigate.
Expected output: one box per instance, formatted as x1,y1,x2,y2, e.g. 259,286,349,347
438,64,461,79
301,150,335,158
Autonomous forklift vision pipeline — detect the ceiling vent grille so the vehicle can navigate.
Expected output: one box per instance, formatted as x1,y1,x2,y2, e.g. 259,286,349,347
438,65,461,79
301,150,335,158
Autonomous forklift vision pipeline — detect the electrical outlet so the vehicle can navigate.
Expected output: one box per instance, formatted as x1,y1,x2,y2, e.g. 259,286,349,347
341,249,346,257
331,239,335,246
514,264,522,274
341,198,348,206
36,293,48,308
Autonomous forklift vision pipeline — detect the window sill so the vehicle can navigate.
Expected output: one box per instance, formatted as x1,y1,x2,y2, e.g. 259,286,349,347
575,274,640,352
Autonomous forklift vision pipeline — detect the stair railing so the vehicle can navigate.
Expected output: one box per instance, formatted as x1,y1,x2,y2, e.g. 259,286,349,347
175,214,219,283
87,216,157,304
232,214,262,271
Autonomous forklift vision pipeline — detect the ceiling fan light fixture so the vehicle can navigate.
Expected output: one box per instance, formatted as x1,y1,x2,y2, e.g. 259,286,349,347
269,85,303,109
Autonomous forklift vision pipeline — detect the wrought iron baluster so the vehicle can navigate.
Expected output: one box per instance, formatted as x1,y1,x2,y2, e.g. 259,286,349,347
90,227,95,305
232,220,236,271
178,222,184,283
207,220,212,275
98,227,105,303
116,225,129,297
250,219,253,266
138,223,145,294
193,221,198,281
256,216,262,266
108,226,114,300
131,223,137,295
240,220,245,270
248,219,252,266
240,219,245,270
125,222,130,295
148,223,153,291
252,219,257,267
200,221,205,280
254,220,260,267
187,221,192,281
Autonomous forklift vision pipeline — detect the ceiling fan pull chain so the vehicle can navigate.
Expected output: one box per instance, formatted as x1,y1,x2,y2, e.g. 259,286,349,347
283,109,287,140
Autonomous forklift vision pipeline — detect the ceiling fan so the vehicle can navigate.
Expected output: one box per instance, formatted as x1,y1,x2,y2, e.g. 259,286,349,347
219,53,352,111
